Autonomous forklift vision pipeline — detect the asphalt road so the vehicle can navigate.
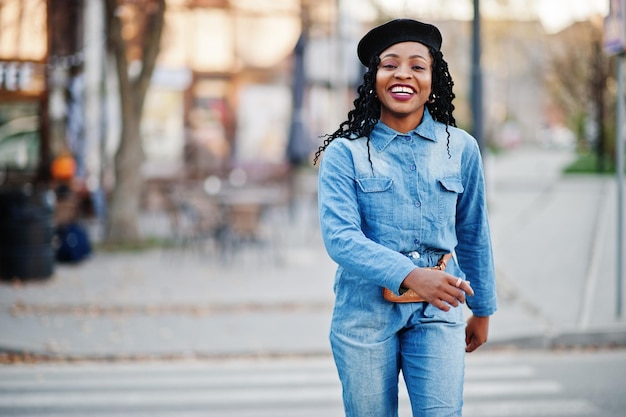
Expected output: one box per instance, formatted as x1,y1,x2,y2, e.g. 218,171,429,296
0,348,624,417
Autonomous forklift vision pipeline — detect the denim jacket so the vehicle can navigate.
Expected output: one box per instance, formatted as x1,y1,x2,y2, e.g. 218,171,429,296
318,109,497,317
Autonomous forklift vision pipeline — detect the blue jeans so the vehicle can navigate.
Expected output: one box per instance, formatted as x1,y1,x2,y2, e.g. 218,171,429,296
330,302,466,417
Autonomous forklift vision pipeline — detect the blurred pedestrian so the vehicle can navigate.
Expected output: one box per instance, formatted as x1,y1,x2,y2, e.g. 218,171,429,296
314,19,497,416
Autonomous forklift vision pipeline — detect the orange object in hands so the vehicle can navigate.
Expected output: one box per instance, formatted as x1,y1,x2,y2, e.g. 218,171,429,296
51,154,77,181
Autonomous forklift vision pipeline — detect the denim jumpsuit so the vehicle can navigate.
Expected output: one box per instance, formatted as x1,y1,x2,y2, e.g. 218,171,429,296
318,109,497,417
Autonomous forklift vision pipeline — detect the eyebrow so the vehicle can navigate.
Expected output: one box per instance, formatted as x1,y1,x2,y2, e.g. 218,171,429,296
380,53,428,60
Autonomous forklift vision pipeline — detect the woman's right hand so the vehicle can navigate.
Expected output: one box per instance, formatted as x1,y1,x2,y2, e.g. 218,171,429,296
401,267,474,311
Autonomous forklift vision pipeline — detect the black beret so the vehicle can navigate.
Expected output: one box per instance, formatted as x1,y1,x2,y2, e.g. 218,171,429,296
357,19,442,66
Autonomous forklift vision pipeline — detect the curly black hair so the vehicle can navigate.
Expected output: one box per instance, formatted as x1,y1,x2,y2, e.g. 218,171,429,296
313,46,456,166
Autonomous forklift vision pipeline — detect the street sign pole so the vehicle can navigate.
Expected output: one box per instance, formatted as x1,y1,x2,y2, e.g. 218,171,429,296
617,55,624,318
605,0,626,319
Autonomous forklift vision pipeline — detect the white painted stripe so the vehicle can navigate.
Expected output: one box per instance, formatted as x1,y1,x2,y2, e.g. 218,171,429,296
0,393,598,417
0,409,346,417
0,399,599,417
0,361,532,378
578,179,611,329
0,360,336,376
0,360,596,417
0,366,534,390
0,380,564,408
464,381,562,397
465,365,535,379
0,372,340,390
463,399,598,417
0,387,342,408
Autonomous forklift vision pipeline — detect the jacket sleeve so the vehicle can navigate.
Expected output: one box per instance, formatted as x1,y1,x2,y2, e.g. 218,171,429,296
455,139,498,316
318,140,416,292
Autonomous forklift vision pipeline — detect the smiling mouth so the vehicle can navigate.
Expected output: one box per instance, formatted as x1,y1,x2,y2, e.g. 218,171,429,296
390,86,415,95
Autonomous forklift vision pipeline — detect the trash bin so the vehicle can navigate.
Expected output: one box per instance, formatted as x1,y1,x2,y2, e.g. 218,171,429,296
0,187,55,281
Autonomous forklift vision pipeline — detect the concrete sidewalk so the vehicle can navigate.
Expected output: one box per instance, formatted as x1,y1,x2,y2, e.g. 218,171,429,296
1,146,625,360
486,147,626,348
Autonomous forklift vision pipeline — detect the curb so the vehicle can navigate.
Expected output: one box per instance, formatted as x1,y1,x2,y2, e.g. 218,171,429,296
486,328,626,350
2,329,626,363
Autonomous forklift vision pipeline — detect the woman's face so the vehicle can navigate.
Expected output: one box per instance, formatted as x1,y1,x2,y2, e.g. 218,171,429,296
375,41,432,132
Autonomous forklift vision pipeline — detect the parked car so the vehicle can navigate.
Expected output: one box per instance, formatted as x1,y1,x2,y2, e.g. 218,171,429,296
0,115,40,171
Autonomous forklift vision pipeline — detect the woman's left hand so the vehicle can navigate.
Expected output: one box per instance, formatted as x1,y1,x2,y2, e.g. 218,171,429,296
465,315,490,352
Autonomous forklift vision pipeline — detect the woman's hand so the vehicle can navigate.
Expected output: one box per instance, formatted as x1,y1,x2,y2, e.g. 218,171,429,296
465,315,490,352
401,267,474,312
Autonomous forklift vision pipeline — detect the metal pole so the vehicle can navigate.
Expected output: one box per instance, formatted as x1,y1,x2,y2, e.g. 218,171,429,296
471,0,484,153
84,0,107,239
617,54,625,318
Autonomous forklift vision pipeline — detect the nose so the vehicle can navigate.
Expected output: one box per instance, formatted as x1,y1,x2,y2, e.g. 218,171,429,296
394,64,412,79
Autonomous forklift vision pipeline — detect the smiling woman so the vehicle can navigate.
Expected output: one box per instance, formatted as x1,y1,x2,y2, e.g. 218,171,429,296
315,18,496,417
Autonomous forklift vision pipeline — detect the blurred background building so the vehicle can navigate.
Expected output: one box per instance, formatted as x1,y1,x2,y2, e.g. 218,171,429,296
0,0,612,251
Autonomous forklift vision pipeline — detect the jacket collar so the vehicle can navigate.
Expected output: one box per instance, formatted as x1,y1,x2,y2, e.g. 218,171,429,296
369,107,438,152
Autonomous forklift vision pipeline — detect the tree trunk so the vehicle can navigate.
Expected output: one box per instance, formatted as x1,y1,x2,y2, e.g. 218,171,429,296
107,101,144,242
104,0,165,244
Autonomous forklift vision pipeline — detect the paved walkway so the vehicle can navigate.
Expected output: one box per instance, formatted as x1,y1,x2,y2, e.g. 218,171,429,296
485,147,626,347
1,146,625,360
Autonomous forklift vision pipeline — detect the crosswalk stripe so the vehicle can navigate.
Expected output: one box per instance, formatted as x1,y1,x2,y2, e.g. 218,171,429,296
0,369,541,391
0,387,342,408
0,359,337,376
0,409,346,417
463,399,599,417
464,380,562,397
465,365,535,379
0,372,339,390
0,358,602,417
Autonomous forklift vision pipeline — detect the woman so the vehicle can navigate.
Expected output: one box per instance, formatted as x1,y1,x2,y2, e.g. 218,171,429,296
315,19,497,416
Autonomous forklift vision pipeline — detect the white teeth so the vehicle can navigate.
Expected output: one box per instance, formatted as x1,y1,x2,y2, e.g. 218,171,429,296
391,86,414,94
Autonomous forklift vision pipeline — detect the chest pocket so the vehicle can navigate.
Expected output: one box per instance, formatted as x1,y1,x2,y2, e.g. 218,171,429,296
437,177,463,225
355,177,394,221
